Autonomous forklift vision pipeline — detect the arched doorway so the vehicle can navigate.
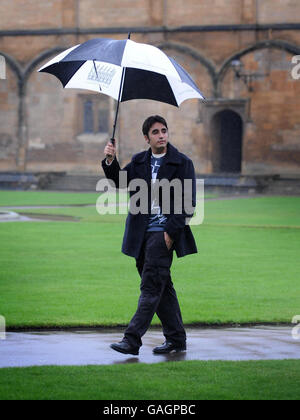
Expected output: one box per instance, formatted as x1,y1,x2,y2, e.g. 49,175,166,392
211,110,243,173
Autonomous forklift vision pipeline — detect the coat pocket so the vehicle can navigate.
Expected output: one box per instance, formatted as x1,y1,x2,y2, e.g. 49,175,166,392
161,231,172,252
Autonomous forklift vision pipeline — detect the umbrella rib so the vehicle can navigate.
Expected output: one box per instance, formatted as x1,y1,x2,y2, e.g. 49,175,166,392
93,60,102,92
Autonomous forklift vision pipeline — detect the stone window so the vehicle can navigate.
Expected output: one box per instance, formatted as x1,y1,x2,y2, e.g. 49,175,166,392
83,99,94,133
80,94,110,135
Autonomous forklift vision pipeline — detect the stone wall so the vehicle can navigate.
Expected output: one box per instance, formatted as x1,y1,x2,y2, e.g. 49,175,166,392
0,0,300,175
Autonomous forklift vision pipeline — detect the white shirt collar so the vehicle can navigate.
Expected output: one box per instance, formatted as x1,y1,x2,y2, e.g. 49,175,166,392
152,152,166,159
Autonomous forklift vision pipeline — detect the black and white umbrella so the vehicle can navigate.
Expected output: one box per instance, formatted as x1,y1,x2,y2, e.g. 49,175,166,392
38,36,205,139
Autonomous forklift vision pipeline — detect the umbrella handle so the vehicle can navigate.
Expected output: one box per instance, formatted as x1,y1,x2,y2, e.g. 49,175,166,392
106,138,115,160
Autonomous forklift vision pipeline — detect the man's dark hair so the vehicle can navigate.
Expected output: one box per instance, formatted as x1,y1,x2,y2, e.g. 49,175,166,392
142,115,168,137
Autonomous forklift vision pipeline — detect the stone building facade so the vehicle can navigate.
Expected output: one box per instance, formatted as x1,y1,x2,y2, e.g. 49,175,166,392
0,0,300,176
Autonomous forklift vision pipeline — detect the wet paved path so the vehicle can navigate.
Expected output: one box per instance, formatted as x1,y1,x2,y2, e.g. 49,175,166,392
0,326,299,368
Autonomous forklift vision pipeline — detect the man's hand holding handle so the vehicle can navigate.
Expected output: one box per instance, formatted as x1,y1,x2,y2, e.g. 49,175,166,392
104,138,116,164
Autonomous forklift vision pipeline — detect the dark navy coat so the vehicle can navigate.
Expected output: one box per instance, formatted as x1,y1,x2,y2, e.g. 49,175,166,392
101,142,198,260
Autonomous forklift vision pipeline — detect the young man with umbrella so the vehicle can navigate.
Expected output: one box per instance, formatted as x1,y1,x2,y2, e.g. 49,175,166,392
102,115,197,355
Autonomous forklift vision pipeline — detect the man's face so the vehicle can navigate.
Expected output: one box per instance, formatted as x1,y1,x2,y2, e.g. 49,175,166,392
145,122,169,154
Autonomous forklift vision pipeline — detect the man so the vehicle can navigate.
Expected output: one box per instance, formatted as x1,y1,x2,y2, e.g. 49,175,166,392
102,115,197,355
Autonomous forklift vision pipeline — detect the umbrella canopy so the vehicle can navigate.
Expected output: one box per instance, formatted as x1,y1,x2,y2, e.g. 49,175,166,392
38,37,205,107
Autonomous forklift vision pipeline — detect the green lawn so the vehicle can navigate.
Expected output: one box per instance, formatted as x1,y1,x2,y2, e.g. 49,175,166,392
4,195,300,227
0,360,300,400
0,189,216,207
1,192,300,401
0,190,128,207
0,194,299,328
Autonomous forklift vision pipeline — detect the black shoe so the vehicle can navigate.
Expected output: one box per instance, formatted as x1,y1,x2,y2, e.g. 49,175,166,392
110,341,139,356
153,341,186,354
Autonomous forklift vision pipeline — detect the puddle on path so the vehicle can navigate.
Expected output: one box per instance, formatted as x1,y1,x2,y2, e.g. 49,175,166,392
0,210,79,222
0,326,299,368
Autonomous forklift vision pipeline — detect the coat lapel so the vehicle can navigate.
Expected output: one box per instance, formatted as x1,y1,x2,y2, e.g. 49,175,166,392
133,147,152,185
157,142,181,181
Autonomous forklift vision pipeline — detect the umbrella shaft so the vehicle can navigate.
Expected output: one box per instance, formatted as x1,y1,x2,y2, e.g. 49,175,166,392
110,32,131,145
111,65,126,143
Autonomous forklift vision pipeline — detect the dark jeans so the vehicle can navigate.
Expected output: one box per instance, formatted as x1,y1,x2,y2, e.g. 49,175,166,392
123,231,186,348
